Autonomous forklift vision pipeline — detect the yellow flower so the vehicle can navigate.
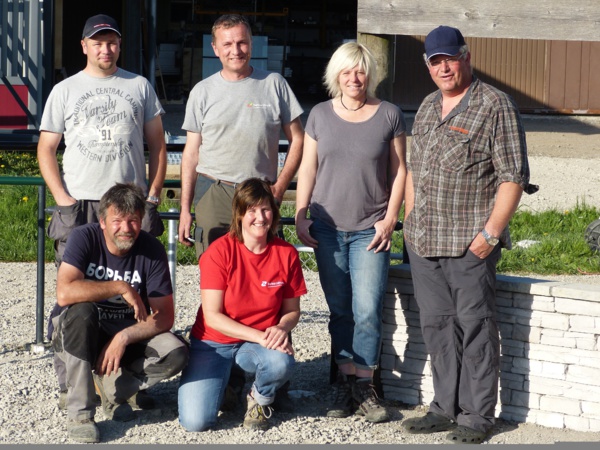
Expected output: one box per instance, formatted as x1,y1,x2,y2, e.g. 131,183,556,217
0,164,4,168
22,196,29,202
530,258,535,262
564,210,569,215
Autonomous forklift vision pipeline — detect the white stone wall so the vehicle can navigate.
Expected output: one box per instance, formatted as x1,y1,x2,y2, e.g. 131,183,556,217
381,264,600,432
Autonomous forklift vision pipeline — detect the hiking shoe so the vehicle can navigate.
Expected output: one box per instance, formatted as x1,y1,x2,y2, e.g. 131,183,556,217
402,412,457,434
243,394,273,431
353,379,389,423
93,373,135,422
127,389,155,410
67,418,100,443
326,373,356,418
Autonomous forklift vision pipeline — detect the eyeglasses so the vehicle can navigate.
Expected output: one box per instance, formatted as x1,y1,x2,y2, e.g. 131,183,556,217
424,50,467,68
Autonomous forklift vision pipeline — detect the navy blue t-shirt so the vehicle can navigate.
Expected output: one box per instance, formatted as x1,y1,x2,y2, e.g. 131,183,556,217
61,223,172,321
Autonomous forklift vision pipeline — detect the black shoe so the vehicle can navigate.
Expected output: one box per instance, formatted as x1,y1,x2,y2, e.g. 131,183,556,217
326,373,356,418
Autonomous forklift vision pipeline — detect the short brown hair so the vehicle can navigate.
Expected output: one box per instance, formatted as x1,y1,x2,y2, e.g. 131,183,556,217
98,183,146,221
212,14,252,43
229,178,280,242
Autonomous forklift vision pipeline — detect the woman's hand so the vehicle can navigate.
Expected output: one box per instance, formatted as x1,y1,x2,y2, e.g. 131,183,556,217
366,219,394,253
295,217,318,248
261,324,291,352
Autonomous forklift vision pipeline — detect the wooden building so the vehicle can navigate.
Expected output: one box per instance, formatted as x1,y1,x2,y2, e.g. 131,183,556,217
358,0,600,113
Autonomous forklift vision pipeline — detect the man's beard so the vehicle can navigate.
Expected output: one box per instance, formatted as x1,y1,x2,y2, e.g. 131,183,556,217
113,233,135,251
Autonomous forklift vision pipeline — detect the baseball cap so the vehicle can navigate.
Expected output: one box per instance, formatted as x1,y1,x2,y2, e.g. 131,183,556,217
82,14,121,39
424,26,465,60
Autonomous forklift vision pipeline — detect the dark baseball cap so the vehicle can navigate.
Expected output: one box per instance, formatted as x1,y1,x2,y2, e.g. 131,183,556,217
82,14,121,39
424,26,465,60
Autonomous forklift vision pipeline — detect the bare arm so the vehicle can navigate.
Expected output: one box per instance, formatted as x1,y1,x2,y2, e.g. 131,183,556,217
178,131,201,246
469,181,524,258
367,133,408,253
271,117,304,203
294,133,319,248
144,116,167,198
97,294,175,376
37,131,75,206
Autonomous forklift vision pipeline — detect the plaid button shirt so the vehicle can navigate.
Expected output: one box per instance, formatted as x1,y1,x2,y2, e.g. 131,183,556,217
405,78,530,258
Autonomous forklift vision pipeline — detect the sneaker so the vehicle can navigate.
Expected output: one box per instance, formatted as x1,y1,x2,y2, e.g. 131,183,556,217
67,418,100,443
326,373,356,418
353,379,389,423
243,393,273,431
127,389,155,410
93,373,135,422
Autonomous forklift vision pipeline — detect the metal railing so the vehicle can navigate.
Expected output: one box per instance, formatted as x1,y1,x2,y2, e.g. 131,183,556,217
0,175,404,348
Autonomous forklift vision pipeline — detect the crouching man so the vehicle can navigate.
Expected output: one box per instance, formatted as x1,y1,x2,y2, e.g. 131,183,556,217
52,183,189,443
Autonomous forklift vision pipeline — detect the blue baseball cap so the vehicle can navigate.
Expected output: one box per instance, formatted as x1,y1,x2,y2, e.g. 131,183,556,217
424,26,465,60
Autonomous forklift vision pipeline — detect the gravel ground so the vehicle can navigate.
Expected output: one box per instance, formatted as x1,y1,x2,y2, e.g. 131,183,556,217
2,263,600,445
2,129,600,444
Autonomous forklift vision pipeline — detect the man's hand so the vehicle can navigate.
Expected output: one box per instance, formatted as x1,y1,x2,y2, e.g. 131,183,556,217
269,183,285,206
95,334,127,376
178,210,194,247
469,232,496,259
120,284,148,322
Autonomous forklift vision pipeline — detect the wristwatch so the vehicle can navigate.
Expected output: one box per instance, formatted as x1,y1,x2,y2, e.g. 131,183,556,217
146,195,161,205
481,229,499,246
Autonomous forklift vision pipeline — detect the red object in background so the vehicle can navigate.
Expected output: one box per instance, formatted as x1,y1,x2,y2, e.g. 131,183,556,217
0,84,29,129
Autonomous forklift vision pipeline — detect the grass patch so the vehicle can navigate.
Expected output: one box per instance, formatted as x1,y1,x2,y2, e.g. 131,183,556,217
2,150,600,274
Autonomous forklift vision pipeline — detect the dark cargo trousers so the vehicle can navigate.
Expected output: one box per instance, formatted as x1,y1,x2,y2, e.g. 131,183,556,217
52,302,189,421
406,243,502,433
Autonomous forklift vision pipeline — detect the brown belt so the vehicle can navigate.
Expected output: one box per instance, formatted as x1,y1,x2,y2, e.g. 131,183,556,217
199,173,237,188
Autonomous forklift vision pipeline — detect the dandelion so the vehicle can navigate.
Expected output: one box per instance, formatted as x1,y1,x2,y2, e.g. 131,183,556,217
531,258,535,262
1,164,4,168
22,196,29,202
564,210,570,215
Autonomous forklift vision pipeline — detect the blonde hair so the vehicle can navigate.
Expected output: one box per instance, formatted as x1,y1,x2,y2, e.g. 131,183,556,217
323,42,377,98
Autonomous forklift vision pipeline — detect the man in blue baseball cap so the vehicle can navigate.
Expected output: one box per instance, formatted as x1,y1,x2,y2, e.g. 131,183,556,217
401,25,531,444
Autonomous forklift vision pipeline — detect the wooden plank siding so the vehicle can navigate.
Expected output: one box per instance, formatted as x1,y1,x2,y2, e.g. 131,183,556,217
357,0,600,42
359,0,600,113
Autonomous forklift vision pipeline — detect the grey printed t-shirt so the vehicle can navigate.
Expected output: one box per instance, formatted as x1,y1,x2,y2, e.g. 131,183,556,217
305,100,406,232
182,67,303,183
40,69,164,200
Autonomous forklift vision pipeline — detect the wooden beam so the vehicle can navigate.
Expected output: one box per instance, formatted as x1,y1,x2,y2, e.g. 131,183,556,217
358,33,394,102
358,0,600,42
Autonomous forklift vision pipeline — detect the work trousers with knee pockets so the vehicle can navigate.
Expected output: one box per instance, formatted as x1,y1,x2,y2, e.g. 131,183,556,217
406,243,502,433
52,302,189,421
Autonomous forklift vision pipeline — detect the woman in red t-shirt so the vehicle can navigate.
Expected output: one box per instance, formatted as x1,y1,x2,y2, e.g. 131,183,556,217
178,178,307,432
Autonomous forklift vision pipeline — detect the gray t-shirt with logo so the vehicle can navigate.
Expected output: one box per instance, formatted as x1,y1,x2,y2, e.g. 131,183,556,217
182,67,303,183
40,68,164,200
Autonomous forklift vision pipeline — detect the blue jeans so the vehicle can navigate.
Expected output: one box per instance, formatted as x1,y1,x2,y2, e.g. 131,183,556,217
178,337,295,432
310,219,390,370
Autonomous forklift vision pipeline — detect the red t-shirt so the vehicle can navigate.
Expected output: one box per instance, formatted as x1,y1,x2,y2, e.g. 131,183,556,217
191,234,307,344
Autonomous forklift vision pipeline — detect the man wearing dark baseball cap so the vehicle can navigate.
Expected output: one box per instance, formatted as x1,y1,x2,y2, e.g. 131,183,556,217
81,14,121,39
401,25,531,444
38,13,168,442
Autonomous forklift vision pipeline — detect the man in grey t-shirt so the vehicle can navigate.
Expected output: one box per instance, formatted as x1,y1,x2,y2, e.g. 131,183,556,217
38,14,167,263
177,14,304,255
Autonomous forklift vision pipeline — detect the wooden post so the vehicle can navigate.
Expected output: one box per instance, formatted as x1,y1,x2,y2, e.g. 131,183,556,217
358,32,395,102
